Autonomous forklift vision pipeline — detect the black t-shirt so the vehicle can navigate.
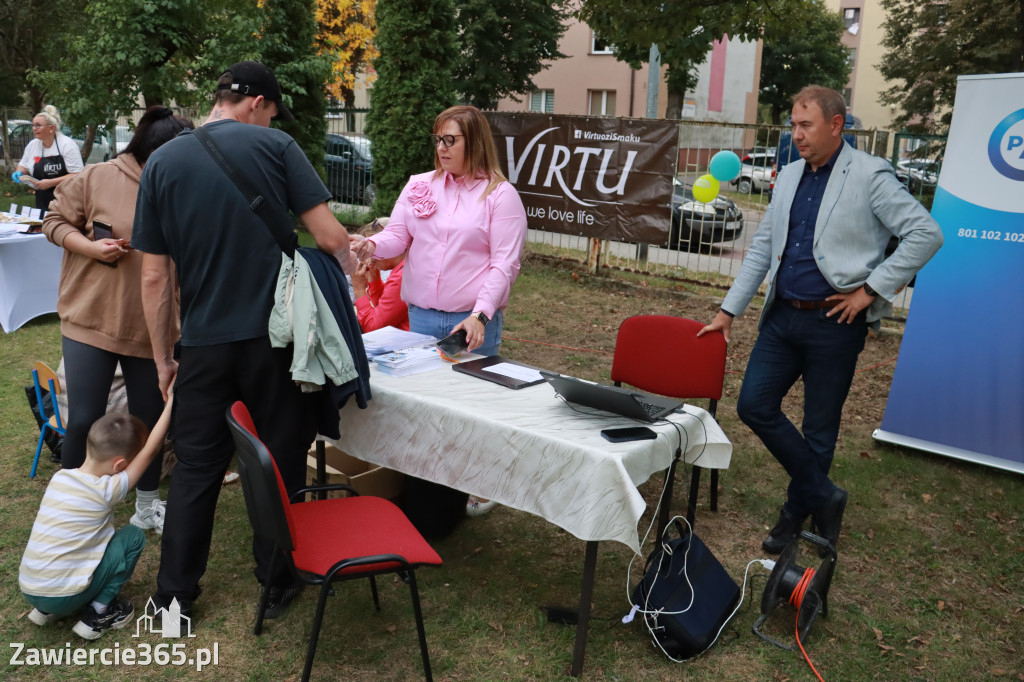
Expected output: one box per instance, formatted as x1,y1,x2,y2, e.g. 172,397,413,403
132,120,331,346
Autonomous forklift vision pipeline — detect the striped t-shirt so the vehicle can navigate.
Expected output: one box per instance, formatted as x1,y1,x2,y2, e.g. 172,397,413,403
19,469,130,598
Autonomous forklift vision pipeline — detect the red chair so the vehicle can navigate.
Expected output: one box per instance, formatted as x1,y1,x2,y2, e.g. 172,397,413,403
226,402,442,681
610,315,727,531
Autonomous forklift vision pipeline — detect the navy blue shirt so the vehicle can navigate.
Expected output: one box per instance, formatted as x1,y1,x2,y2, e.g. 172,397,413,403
776,145,843,300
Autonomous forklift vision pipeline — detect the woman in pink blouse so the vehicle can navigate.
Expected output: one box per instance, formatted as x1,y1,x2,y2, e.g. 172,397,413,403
352,105,527,356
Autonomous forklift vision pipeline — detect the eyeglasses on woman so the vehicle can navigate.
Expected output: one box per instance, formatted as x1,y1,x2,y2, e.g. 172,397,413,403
430,134,463,148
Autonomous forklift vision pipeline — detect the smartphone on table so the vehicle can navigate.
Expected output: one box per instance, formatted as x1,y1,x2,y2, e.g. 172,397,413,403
600,426,657,443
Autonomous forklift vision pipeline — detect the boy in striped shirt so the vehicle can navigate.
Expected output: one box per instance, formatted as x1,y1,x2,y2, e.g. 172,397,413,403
19,391,173,640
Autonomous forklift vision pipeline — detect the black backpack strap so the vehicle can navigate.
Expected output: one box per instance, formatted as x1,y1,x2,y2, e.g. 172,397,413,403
191,125,296,258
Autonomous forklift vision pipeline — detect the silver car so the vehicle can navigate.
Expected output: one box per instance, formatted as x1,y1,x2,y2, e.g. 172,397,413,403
731,151,776,194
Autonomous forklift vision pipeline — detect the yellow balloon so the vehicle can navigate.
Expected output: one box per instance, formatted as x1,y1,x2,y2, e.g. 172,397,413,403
692,174,720,203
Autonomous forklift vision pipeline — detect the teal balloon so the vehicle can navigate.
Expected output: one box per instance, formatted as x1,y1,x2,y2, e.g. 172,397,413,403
709,151,742,183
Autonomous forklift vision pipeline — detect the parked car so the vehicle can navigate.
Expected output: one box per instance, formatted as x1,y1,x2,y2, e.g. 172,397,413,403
668,177,744,251
897,158,939,187
325,133,375,205
893,165,923,194
67,126,112,164
111,125,133,155
4,121,111,165
1,119,33,163
776,113,860,173
730,151,775,194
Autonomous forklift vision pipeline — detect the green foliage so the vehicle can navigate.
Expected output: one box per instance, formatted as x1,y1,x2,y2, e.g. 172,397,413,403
260,0,333,178
0,0,88,109
879,0,1024,135
29,0,262,133
759,0,852,124
453,0,569,109
366,0,458,214
580,0,801,103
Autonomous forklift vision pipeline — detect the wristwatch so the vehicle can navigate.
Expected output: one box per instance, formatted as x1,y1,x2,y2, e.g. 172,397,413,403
473,311,490,325
862,283,877,297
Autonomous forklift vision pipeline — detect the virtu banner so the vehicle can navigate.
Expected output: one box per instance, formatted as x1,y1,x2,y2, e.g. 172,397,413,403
485,113,678,243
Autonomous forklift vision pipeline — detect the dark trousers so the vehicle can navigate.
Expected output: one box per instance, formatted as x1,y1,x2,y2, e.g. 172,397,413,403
156,336,317,602
736,304,867,518
61,337,164,492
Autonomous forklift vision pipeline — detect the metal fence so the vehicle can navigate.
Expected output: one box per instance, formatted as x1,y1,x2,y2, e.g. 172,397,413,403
1,106,203,169
324,108,373,205
4,102,939,320
525,117,941,321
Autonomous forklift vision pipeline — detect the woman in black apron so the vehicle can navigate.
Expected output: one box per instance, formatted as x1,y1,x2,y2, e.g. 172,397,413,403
12,105,83,213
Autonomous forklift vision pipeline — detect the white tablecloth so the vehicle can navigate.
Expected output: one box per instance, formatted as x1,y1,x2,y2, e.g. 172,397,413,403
0,233,61,332
329,364,732,553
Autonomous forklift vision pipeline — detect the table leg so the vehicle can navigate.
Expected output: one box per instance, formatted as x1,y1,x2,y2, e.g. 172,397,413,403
570,540,599,677
656,457,679,541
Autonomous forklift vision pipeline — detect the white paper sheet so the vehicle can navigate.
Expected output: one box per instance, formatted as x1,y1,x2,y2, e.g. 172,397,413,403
481,362,544,383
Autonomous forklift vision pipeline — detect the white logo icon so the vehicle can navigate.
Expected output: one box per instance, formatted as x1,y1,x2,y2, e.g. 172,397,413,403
134,597,196,638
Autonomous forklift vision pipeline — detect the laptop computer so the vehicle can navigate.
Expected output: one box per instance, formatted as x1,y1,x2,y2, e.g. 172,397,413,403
539,370,684,423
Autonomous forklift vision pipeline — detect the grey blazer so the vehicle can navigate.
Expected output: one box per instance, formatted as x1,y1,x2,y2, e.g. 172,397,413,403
721,141,943,324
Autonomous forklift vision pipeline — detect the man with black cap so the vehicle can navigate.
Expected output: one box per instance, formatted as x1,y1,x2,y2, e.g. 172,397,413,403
132,60,357,623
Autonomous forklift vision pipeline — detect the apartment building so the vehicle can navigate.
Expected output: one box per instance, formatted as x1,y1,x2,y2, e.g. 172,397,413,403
494,18,761,125
826,0,894,131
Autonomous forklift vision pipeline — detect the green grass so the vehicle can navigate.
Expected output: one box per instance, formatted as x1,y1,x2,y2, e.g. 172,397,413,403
1,255,1022,681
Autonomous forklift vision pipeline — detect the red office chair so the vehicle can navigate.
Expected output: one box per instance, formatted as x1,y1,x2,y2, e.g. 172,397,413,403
610,315,727,531
226,402,442,682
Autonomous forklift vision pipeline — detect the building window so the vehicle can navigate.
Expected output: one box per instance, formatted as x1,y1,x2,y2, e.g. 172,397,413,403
588,90,616,116
592,33,613,54
843,88,853,107
843,7,860,32
846,47,857,68
530,90,555,113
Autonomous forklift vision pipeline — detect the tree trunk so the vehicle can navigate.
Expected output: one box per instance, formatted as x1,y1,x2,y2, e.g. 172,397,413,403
79,125,97,164
665,92,683,119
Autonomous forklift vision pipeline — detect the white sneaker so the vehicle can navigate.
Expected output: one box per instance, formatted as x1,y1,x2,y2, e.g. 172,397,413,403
130,502,165,534
466,496,498,517
28,608,59,626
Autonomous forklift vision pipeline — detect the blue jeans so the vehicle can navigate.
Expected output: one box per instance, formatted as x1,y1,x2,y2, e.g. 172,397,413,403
408,305,504,357
736,304,867,518
25,525,146,617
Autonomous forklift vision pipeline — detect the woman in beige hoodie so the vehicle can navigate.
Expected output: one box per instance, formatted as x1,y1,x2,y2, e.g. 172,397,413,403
42,108,193,534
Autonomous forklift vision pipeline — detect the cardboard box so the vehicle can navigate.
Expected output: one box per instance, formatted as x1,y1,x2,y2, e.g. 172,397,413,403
306,443,404,500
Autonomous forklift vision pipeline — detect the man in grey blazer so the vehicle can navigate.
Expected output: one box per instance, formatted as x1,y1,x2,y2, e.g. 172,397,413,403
699,85,942,554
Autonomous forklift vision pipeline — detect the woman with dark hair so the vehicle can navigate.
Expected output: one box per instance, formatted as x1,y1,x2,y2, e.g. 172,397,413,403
352,105,528,521
41,107,194,534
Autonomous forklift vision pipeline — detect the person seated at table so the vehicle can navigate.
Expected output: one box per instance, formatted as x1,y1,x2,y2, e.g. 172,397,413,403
351,219,408,332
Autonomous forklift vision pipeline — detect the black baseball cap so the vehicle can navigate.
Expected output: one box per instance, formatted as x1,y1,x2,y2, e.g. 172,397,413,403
216,61,294,121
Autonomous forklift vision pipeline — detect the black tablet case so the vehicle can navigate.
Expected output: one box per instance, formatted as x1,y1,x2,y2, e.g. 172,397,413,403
451,356,546,390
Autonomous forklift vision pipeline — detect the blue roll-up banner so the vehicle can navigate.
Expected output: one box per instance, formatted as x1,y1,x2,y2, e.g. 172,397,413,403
874,74,1024,475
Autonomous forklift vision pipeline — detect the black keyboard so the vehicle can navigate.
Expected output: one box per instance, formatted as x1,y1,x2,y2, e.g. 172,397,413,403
636,400,665,418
